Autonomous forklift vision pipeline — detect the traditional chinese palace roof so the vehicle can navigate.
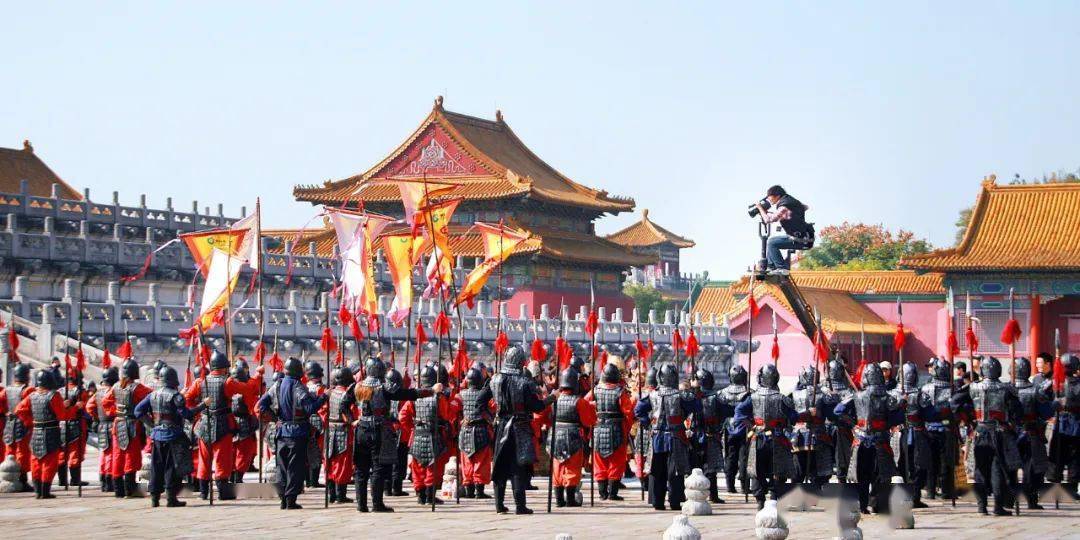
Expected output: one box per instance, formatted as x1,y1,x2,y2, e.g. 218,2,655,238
691,270,942,335
0,141,81,199
606,208,695,249
293,96,635,214
902,178,1080,272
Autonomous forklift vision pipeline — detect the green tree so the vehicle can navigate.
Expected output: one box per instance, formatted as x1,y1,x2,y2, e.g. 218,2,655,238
799,222,932,270
953,171,1080,246
623,283,668,317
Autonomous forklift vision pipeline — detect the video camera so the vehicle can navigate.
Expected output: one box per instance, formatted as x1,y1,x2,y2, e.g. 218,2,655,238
747,199,770,218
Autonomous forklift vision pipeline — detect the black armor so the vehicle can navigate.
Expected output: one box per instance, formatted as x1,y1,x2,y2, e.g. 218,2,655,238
410,394,444,466
195,373,231,444
326,386,353,458
490,364,540,466
593,384,626,458
355,376,399,465
3,383,28,445
551,393,584,461
458,386,492,457
59,382,84,448
646,387,691,475
746,383,797,481
111,382,140,450
29,391,61,459
231,394,257,441
695,386,725,474
791,367,835,480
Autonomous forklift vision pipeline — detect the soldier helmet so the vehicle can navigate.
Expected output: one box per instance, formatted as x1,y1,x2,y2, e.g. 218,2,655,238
757,364,780,389
1015,357,1031,382
347,358,363,377
365,357,386,380
435,362,450,385
99,366,118,386
384,367,404,393
696,369,714,391
861,362,884,387
559,367,580,390
306,361,324,380
34,368,57,390
602,363,622,384
569,356,587,372
929,357,951,382
827,360,848,387
121,359,140,380
1060,353,1079,375
271,370,284,383
419,364,438,389
159,366,180,389
151,359,167,375
658,363,679,389
192,365,205,381
12,362,31,384
646,366,658,388
901,362,919,388
209,350,228,371
502,345,526,372
465,367,484,389
231,359,250,381
284,357,304,378
980,356,1002,380
797,366,817,389
332,367,354,387
728,364,748,386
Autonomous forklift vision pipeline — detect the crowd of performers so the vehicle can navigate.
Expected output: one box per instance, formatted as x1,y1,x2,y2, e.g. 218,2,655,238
1,345,1078,518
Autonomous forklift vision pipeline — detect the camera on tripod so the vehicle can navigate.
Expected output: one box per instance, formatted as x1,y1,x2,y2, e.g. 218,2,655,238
747,199,771,218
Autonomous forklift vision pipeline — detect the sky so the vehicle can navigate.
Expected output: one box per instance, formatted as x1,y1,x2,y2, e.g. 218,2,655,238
3,2,1078,280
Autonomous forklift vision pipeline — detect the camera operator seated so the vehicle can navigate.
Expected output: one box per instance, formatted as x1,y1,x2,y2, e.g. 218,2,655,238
750,185,813,275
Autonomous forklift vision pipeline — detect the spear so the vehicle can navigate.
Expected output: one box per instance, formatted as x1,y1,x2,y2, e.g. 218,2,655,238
76,316,83,498
635,314,646,502
746,275,756,389
1005,288,1021,516
323,300,331,509
587,279,597,508
1053,327,1063,509
897,298,909,484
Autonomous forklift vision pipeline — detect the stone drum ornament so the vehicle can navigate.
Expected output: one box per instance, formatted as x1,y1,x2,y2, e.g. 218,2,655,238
888,476,915,529
662,514,701,540
682,468,712,516
755,500,789,540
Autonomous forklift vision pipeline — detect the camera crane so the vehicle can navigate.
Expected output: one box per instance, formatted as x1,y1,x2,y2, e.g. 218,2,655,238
754,271,821,343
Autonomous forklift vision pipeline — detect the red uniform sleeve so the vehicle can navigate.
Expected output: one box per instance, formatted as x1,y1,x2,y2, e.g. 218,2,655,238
0,388,7,415
14,393,33,425
101,387,117,417
583,390,595,403
184,379,203,407
84,393,97,417
533,404,552,430
51,392,77,421
576,397,597,429
620,393,634,435
399,402,416,444
437,396,455,422
134,383,152,404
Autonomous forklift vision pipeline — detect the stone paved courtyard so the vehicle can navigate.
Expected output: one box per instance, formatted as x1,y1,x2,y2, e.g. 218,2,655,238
2,448,1078,539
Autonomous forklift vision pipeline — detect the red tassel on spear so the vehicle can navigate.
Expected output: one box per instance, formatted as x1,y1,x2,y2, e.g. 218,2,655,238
494,330,510,357
319,326,337,353
433,311,451,337
684,329,700,358
530,338,546,362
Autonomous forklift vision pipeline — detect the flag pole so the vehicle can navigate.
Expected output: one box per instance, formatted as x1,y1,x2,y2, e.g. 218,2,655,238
897,297,909,485
75,316,83,498
323,299,331,509
588,278,597,508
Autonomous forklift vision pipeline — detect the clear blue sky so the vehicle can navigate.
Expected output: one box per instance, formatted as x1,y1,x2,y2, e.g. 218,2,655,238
3,2,1078,280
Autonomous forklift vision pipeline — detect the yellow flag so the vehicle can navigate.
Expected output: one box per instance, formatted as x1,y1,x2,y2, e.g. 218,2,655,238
382,231,431,324
455,223,530,308
196,248,244,331
181,228,248,277
418,198,461,296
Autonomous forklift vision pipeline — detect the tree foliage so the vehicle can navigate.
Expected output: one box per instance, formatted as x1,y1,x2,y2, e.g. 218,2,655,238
799,222,932,270
623,283,668,317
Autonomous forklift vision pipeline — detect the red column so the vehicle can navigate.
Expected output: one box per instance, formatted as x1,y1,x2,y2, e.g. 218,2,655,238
1029,293,1041,358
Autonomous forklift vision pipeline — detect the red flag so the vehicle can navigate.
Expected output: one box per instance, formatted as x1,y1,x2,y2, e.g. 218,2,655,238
101,349,112,369
75,346,86,372
634,338,648,361
852,359,868,389
198,342,211,370
178,326,197,341
183,368,193,389
592,344,600,363
267,351,284,372
1000,318,1022,345
671,329,684,352
494,330,510,357
814,329,830,364
434,311,452,337
556,337,573,370
451,338,471,379
415,321,428,347
893,323,906,352
946,330,961,358
254,342,267,364
320,326,337,353
116,340,133,360
647,338,655,359
771,334,780,361
335,348,344,366
585,310,599,337
966,326,979,353
685,330,700,358
348,317,364,342
367,314,379,334
531,338,546,362
748,294,761,319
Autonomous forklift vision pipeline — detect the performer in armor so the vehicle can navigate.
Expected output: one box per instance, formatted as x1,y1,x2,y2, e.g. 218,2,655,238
631,366,658,499
14,369,80,498
733,363,797,509
183,350,245,500
2,363,33,492
953,356,1023,515
921,358,959,500
585,363,634,502
385,365,411,497
352,358,437,512
322,367,356,504
303,360,327,489
84,367,119,493
102,359,151,498
636,363,703,511
1049,353,1080,501
473,345,554,514
1013,357,1054,509
58,368,91,489
891,362,932,508
689,368,731,503
458,367,494,499
255,357,328,510
718,364,750,495
133,366,203,507
820,359,855,484
834,362,905,514
543,368,597,507
401,364,456,506
789,365,836,492
229,359,264,483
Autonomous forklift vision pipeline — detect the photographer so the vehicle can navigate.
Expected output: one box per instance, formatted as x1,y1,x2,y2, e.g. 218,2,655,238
750,185,813,275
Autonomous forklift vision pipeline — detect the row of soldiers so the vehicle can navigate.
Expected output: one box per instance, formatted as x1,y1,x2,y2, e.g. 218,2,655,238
2,347,1078,518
